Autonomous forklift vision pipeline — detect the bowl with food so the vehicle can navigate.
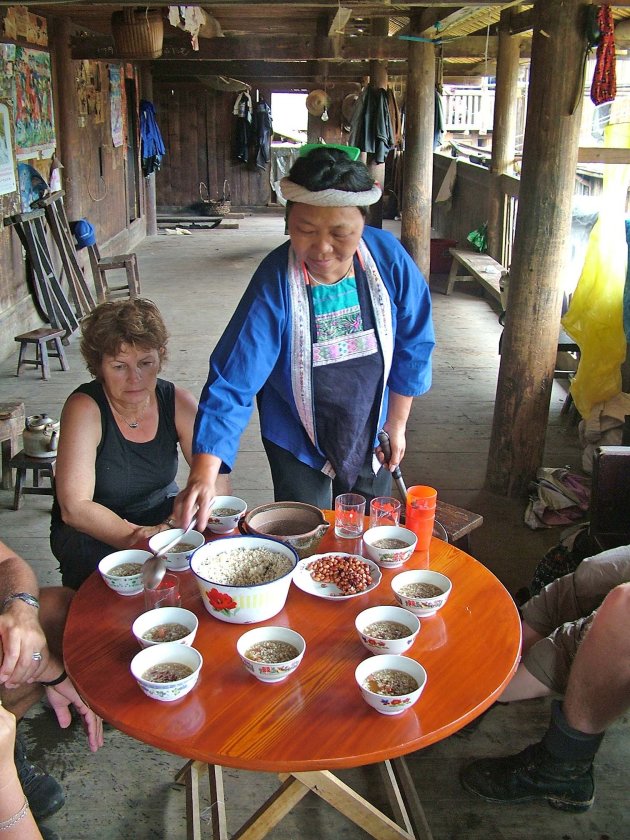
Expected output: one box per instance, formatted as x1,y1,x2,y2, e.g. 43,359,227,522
355,605,420,655
207,496,248,534
362,526,417,569
190,535,299,624
391,570,452,617
130,642,202,702
236,626,306,683
355,654,427,715
241,501,330,559
148,528,206,571
98,549,152,596
132,606,199,649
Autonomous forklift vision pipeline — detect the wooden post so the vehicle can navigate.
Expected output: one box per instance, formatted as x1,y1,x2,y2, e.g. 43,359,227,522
365,17,388,229
487,11,521,262
140,65,158,237
400,12,435,278
49,18,81,220
485,0,587,497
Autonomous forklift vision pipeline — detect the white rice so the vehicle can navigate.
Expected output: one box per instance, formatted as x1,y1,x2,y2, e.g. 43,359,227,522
196,547,293,586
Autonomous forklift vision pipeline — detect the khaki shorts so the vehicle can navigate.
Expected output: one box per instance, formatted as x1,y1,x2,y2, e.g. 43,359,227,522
521,545,630,694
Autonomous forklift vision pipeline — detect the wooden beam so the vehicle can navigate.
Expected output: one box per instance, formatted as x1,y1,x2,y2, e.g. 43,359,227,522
578,147,630,164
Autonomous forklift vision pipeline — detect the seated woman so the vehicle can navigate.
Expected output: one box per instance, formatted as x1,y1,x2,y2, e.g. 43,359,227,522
51,298,229,590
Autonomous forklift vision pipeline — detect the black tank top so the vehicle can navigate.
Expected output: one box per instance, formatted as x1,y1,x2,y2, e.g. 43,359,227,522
51,378,179,525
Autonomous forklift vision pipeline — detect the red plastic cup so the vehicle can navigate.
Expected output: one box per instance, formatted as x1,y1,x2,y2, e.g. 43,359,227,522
405,486,437,552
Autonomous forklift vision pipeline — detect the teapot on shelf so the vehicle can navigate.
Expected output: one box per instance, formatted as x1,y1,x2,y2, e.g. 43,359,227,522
23,414,60,458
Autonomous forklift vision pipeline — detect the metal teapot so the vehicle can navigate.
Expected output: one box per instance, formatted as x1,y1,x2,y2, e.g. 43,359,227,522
23,414,60,458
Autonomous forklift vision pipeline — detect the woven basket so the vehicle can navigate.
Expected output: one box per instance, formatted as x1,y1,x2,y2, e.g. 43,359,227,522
199,180,231,217
111,9,164,60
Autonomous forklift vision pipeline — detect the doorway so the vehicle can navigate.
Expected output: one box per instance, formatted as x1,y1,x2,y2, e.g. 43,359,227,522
125,78,141,223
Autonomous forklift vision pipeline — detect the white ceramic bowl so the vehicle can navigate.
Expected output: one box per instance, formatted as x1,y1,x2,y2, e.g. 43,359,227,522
362,526,417,569
130,642,202,702
236,626,306,683
148,528,206,571
98,549,152,596
355,605,420,655
190,535,298,624
132,607,199,649
207,496,248,534
355,654,427,715
391,570,452,617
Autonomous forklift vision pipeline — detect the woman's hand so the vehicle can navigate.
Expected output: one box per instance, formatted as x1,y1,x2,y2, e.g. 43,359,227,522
45,678,104,753
0,604,49,689
173,453,221,532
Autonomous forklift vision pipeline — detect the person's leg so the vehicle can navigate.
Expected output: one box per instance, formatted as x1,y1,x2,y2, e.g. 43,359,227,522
344,453,392,505
460,585,630,811
262,438,333,509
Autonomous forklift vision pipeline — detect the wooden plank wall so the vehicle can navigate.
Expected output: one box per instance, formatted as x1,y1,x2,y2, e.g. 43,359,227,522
431,154,491,246
153,81,272,210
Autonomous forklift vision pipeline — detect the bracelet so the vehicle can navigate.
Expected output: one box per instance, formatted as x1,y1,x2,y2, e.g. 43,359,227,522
0,796,29,831
164,518,175,528
40,670,67,687
1,593,39,613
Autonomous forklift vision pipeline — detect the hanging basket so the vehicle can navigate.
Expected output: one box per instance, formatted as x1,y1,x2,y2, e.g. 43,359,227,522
111,8,164,60
199,180,231,216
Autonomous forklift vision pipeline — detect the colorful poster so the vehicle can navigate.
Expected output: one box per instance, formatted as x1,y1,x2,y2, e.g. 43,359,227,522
0,102,17,196
109,65,124,148
14,48,55,158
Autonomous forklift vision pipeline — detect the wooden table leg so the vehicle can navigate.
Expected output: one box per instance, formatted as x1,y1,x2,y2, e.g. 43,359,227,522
231,776,310,840
207,764,228,840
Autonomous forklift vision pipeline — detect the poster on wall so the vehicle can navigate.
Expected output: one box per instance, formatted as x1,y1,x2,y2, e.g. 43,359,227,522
14,47,55,159
109,65,124,148
0,102,17,195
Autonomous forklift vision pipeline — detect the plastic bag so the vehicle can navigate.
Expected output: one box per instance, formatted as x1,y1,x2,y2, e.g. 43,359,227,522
562,123,630,419
466,222,487,253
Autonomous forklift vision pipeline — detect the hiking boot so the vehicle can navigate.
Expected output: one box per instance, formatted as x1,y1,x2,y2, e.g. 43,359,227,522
460,741,595,812
14,735,65,820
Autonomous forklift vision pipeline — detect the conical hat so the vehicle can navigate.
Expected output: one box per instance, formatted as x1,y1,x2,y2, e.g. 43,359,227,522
342,92,360,123
306,89,329,117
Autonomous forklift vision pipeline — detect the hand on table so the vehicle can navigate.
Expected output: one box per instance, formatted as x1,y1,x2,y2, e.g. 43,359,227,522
45,678,104,753
0,606,49,689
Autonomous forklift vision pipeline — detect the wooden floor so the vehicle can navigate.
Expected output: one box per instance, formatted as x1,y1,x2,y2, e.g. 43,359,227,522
1,214,627,840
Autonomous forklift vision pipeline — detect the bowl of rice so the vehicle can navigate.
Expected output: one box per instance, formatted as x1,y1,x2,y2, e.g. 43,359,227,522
391,570,452,617
355,653,427,715
190,535,299,624
148,528,206,571
132,606,199,649
236,626,306,683
130,642,202,702
98,549,153,596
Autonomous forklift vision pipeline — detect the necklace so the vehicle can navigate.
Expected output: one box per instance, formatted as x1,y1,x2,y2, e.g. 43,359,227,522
306,263,353,287
109,396,151,429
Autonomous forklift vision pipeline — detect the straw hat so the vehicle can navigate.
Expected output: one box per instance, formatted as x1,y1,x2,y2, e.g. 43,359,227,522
306,89,329,117
342,92,360,123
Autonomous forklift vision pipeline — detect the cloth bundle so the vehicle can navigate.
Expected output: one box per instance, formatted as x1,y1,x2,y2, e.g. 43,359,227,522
524,468,591,530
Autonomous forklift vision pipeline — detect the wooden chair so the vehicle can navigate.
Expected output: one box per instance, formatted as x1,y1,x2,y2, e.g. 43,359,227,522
87,243,141,303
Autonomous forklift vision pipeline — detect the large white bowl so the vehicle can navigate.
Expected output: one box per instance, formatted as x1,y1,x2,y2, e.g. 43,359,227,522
355,654,427,715
362,526,417,569
355,605,420,655
190,535,298,624
148,528,206,571
130,642,202,702
98,549,152,596
207,495,248,534
132,607,199,649
236,626,306,683
391,570,452,617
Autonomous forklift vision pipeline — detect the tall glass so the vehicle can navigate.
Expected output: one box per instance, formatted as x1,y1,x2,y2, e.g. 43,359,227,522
334,493,366,538
405,485,437,552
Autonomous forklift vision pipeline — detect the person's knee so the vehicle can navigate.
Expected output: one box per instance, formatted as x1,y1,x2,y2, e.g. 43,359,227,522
597,582,630,623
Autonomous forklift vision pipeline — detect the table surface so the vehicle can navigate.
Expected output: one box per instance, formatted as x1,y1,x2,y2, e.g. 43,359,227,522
64,513,521,774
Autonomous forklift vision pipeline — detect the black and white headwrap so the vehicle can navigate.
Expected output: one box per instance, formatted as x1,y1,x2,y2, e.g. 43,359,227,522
279,178,382,207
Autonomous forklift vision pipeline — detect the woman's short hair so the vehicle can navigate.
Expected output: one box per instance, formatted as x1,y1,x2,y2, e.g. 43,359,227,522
286,147,375,217
80,298,169,378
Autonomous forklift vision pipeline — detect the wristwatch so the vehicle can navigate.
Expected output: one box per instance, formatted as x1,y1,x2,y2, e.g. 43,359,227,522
1,592,40,612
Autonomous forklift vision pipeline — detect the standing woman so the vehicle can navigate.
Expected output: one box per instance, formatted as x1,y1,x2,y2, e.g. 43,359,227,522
51,299,228,590
176,146,435,530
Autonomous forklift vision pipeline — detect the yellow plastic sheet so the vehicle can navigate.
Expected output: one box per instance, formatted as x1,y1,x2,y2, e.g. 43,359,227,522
562,123,630,419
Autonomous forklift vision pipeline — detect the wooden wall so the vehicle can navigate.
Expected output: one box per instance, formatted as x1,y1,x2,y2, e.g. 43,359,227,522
431,154,491,245
153,81,272,210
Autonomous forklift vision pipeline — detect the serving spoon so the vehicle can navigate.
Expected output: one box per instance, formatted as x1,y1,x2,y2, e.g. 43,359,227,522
142,517,197,590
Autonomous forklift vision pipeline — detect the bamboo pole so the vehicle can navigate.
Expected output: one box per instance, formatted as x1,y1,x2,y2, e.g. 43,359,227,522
485,0,587,496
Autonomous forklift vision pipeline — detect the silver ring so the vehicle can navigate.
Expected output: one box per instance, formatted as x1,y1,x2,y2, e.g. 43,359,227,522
32,652,42,662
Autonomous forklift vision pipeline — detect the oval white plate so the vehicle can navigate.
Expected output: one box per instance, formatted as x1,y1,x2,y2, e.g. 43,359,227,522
292,552,382,600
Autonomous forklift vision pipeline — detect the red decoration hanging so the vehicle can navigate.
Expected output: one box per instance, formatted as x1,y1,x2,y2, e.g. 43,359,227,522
591,5,616,106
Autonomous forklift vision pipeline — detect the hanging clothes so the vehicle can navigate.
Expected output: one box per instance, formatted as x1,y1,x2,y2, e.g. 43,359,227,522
349,86,394,165
233,90,253,163
254,98,272,170
139,100,166,177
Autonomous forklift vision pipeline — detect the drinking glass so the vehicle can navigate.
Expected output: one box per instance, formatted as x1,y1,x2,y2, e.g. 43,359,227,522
405,485,437,552
334,493,366,538
144,573,181,610
369,496,402,528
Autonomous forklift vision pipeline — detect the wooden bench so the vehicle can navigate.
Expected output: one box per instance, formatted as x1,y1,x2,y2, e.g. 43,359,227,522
445,248,506,304
14,327,69,380
435,499,483,553
8,450,56,510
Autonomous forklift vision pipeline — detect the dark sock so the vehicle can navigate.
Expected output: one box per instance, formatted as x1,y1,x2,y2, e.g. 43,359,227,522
542,699,605,762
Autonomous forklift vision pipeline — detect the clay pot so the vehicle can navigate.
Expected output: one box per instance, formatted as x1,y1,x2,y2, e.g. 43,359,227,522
241,502,330,559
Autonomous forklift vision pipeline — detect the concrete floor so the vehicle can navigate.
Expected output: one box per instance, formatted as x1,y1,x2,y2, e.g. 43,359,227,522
1,214,627,839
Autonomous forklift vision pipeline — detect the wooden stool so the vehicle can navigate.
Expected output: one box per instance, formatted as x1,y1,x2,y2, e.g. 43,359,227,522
87,244,141,303
0,401,25,490
8,450,56,510
435,500,484,553
14,328,69,380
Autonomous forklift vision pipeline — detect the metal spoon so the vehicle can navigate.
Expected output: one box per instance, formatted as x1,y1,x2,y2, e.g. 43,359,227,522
142,518,197,590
